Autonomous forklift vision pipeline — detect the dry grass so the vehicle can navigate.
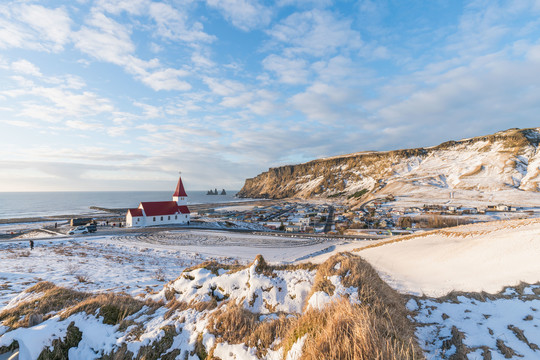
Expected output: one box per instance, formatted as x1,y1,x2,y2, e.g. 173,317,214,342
164,298,217,319
6,249,31,259
181,255,316,279
207,301,293,357
37,321,82,359
283,299,420,360
0,282,90,329
202,253,422,360
288,253,423,360
61,293,160,325
208,302,258,343
0,282,161,329
2,254,424,359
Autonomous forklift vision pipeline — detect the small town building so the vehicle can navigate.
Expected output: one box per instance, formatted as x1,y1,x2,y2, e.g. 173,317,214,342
126,175,190,227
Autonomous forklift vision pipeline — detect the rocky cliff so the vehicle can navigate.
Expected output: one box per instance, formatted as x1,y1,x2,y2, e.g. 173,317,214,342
237,128,540,200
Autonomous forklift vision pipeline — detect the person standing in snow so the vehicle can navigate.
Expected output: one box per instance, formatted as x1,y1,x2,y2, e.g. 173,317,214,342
29,240,34,250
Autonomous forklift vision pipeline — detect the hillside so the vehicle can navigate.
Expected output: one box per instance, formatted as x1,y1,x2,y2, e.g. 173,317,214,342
237,128,540,202
356,217,540,359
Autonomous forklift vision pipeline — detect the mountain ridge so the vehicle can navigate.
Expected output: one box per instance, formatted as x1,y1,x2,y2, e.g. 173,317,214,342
237,127,540,201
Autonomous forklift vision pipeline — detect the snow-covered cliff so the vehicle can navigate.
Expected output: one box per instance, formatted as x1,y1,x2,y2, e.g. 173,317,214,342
237,128,540,200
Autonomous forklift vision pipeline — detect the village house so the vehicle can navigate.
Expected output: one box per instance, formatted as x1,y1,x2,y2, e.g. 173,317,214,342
126,175,190,227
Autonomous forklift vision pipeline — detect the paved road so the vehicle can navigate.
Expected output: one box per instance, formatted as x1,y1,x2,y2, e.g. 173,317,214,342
323,205,335,233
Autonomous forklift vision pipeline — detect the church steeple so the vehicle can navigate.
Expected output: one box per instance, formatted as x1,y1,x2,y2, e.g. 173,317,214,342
173,173,188,205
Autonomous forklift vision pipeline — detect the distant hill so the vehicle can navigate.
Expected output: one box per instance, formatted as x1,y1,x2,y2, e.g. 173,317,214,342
237,127,540,201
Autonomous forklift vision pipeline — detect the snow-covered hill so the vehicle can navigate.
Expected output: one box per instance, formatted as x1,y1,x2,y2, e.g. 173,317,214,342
358,217,540,297
357,217,540,359
237,128,540,202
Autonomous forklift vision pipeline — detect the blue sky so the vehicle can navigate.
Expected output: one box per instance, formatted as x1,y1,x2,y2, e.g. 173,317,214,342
1,0,540,192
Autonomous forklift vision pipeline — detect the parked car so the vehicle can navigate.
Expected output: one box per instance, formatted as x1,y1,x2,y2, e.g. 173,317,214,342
85,222,97,233
68,226,88,235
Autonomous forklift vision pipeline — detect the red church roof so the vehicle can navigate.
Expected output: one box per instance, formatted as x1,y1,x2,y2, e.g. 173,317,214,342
173,176,188,197
139,201,190,216
127,208,143,217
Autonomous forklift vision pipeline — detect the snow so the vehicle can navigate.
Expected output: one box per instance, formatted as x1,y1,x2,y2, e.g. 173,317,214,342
214,205,257,212
285,334,307,360
213,342,258,360
413,286,540,359
0,228,360,359
359,218,540,296
163,258,315,314
3,212,540,359
306,275,360,311
356,216,540,358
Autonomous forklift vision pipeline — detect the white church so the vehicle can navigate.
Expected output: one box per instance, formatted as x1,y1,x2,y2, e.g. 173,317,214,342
126,175,191,227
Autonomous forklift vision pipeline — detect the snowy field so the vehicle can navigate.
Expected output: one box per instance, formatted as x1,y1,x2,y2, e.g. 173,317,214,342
2,217,540,359
358,217,540,359
0,230,368,309
0,229,376,359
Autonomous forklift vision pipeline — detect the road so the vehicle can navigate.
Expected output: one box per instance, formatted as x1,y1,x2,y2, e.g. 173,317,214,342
323,205,335,233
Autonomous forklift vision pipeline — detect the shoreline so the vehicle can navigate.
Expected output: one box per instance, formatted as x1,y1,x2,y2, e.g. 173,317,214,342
0,199,279,225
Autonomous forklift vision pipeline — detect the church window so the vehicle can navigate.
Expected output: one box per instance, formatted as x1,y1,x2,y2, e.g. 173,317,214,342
153,217,156,222
168,216,170,220
161,216,163,221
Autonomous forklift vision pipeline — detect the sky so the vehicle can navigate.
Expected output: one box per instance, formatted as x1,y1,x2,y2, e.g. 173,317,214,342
1,0,540,192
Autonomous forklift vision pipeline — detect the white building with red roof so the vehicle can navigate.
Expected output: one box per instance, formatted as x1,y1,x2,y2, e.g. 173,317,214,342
126,175,191,227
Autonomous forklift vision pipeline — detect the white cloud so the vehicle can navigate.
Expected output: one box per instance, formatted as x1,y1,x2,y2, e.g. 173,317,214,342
96,0,149,15
1,83,116,124
290,82,356,123
277,0,332,7
65,120,102,131
267,9,362,57
140,68,191,91
205,0,272,31
4,120,34,128
15,4,72,52
262,54,309,84
133,102,162,118
11,59,42,77
73,11,135,66
0,4,72,52
204,77,246,96
191,51,215,68
149,2,215,43
73,11,192,91
220,92,253,108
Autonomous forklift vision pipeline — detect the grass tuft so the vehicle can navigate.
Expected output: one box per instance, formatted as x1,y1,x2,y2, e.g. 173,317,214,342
37,322,82,360
61,293,159,325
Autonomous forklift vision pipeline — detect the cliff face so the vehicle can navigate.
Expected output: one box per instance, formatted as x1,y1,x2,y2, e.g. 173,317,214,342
237,128,540,199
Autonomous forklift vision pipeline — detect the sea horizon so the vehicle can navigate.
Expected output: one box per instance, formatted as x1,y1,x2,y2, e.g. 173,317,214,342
0,190,244,220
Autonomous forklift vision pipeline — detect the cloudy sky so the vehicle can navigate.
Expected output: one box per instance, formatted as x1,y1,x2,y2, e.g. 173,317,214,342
1,0,539,192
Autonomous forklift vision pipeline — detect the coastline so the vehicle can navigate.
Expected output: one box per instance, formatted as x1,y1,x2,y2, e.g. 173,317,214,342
0,199,278,225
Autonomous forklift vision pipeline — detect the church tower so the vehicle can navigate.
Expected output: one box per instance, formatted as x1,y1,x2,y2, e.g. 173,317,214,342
173,174,188,205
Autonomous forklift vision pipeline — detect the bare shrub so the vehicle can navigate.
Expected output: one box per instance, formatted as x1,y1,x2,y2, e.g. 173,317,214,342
75,274,90,283
154,268,166,282
66,263,79,275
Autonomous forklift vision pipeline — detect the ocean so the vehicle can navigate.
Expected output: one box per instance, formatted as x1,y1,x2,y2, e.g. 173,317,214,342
0,191,243,220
